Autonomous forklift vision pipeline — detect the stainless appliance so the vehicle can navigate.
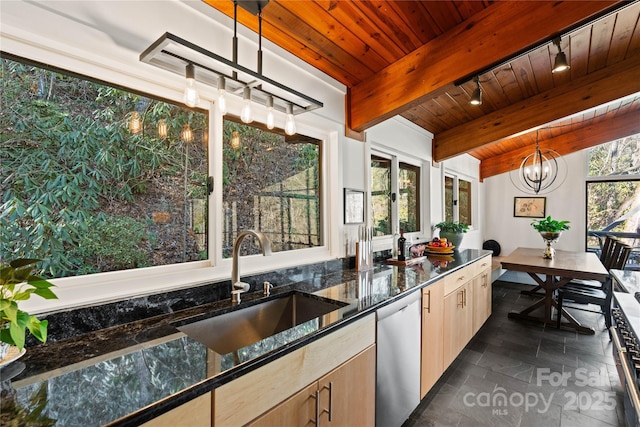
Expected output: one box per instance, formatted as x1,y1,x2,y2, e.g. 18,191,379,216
611,269,640,427
376,290,421,427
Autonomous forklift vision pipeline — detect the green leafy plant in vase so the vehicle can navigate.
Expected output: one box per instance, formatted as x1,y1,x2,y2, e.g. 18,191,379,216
434,221,469,248
0,258,58,361
530,216,570,259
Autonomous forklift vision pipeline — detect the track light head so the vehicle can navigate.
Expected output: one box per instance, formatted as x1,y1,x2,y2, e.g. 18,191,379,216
551,37,570,73
469,76,482,105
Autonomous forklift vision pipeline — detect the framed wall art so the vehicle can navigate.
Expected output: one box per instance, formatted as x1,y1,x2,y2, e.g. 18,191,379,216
344,188,365,224
514,197,546,218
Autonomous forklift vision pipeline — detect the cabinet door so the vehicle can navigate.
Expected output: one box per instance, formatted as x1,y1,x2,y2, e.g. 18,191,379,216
421,281,444,398
141,392,212,427
443,282,473,368
246,383,317,427
473,269,492,333
318,345,376,427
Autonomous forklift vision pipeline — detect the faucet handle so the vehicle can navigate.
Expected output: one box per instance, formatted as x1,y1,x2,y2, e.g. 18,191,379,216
233,282,250,292
231,289,243,304
263,281,273,296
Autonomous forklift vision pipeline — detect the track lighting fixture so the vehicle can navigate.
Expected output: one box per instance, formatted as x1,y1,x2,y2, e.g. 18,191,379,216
469,76,482,105
551,37,570,74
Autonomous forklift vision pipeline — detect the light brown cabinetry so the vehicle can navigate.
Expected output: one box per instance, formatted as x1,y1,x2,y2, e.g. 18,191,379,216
248,345,376,427
472,265,492,334
420,280,444,398
140,392,212,427
443,279,473,368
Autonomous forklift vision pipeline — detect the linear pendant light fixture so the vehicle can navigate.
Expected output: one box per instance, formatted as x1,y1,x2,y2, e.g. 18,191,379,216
140,0,322,124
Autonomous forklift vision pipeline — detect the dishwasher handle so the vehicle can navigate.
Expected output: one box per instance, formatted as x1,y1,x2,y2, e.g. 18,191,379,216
376,290,421,321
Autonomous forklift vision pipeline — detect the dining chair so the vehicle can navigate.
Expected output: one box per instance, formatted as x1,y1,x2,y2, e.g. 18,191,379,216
556,240,632,330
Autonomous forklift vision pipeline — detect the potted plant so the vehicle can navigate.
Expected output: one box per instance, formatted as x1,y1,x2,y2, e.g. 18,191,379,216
434,221,469,248
530,216,570,259
0,258,58,361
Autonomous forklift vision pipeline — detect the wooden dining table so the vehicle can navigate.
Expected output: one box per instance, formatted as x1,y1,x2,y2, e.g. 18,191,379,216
501,247,609,334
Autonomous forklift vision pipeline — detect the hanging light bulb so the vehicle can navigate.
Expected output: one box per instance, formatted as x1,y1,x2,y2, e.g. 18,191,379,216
181,123,194,143
240,86,253,123
266,95,275,130
217,76,227,115
157,119,168,139
128,111,142,134
284,103,296,135
183,63,200,107
230,131,241,149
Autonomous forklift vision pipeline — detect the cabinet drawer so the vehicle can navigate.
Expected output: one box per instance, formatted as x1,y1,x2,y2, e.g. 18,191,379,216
474,256,492,276
444,264,474,295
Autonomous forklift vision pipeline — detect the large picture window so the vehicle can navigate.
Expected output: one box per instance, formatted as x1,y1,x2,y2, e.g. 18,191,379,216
221,119,321,257
586,135,640,269
0,57,208,277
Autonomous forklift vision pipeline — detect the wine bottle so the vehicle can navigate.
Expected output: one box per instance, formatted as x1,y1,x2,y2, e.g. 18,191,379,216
398,230,406,261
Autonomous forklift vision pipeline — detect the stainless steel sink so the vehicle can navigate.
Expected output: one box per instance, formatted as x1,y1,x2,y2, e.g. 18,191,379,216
176,292,347,355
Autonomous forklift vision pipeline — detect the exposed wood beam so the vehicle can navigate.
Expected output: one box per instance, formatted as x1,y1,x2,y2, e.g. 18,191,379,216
479,109,640,180
347,1,621,132
434,54,640,161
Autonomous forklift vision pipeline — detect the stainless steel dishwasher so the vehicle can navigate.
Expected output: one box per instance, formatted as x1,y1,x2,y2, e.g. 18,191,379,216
376,289,421,427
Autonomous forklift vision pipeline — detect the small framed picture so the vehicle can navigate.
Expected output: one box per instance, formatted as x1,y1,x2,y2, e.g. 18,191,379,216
344,188,365,224
514,197,546,218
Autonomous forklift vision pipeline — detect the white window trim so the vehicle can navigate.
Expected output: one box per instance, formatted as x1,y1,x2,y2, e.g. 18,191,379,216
370,149,424,247
443,169,477,229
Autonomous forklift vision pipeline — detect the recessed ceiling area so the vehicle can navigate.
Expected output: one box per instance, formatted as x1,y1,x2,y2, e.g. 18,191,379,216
204,0,640,179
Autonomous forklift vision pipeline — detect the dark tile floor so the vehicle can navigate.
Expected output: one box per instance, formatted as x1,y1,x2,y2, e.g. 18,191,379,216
404,280,627,427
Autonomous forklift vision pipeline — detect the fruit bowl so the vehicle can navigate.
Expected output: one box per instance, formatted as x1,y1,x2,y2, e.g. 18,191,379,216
425,244,455,253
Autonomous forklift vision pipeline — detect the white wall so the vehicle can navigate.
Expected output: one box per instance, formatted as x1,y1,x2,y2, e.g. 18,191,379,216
484,150,587,256
441,155,483,250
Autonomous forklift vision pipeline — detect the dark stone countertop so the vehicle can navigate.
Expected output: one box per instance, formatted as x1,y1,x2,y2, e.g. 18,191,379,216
0,249,491,427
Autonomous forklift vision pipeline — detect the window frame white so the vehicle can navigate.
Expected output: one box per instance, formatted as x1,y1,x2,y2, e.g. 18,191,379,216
370,149,424,240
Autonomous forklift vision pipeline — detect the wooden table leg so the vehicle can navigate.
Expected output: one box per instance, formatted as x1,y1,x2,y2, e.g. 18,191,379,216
508,274,595,334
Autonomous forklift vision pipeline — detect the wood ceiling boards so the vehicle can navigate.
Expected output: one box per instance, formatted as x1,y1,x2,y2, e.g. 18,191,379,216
204,0,640,179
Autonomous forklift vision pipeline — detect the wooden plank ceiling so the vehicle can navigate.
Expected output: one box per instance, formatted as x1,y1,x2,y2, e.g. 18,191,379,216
204,0,640,180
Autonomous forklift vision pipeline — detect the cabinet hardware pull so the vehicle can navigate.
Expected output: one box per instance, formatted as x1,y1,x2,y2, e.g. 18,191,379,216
425,290,431,313
322,382,333,421
457,275,465,281
463,289,467,307
311,389,320,425
457,290,464,307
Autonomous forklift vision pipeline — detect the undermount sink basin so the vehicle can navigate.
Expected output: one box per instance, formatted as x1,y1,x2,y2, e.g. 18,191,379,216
176,292,348,355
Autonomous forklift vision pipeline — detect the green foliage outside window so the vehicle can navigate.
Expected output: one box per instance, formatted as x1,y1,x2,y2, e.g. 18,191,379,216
0,58,208,278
